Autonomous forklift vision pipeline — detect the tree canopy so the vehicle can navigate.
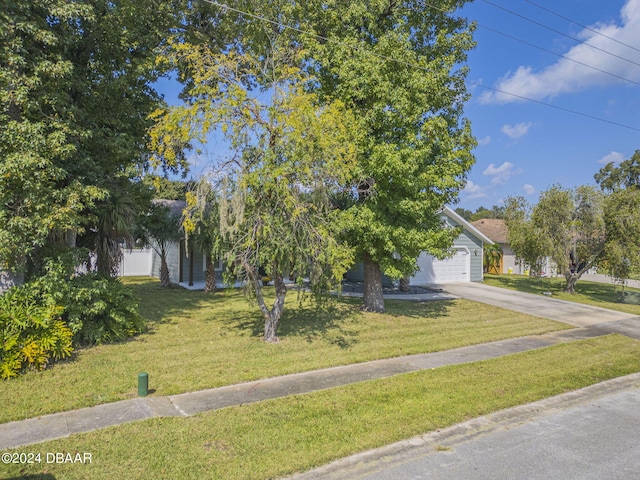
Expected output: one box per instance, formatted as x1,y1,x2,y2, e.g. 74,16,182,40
595,150,640,192
505,183,640,293
150,42,358,341
297,0,477,311
0,0,176,287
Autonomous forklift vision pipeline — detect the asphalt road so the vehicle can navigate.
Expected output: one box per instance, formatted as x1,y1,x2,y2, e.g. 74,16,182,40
291,375,640,480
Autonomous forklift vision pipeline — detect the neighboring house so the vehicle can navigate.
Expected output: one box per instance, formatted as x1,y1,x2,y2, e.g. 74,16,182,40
346,206,494,286
470,218,556,276
470,218,520,275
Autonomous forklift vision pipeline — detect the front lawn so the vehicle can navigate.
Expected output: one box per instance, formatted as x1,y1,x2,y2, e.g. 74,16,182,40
0,277,568,424
483,274,640,315
3,335,639,480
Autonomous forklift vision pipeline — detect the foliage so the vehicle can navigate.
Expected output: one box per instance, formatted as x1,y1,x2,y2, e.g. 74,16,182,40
595,149,640,192
603,189,640,283
0,0,177,286
182,178,223,292
137,202,182,287
505,186,606,293
483,243,503,274
143,175,190,201
151,43,358,341
296,0,477,311
0,287,72,379
21,256,145,346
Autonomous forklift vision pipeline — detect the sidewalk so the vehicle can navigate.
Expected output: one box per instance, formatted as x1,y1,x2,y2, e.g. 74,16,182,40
2,283,639,452
0,327,603,450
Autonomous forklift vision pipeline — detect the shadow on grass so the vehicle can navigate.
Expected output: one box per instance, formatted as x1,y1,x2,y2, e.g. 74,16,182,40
221,297,362,347
4,476,56,480
383,298,454,319
125,277,241,327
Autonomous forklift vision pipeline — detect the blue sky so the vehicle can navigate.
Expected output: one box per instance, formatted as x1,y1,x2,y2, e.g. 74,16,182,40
155,0,640,210
457,0,640,210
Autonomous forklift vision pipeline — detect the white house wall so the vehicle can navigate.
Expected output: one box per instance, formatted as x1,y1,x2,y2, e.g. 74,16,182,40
117,248,152,277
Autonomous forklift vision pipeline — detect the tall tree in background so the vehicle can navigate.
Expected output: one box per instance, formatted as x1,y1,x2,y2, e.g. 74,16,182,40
595,150,640,192
299,0,477,311
0,0,177,289
505,186,607,294
595,150,640,283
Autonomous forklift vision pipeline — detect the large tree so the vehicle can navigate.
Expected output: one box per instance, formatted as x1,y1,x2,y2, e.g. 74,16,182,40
150,44,357,342
0,0,177,289
298,0,477,311
505,186,607,294
595,150,640,192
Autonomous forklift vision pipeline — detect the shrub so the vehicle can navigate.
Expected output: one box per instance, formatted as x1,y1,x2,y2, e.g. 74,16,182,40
27,255,146,345
63,273,146,345
0,288,73,379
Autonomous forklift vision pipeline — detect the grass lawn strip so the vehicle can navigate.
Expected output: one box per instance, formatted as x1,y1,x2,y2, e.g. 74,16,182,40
483,274,640,315
0,277,569,424
3,335,639,480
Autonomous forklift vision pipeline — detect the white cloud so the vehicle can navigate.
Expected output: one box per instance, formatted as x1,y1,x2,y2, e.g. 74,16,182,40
502,122,533,139
598,151,625,164
462,180,487,199
483,161,523,185
480,0,640,103
477,135,491,146
523,184,536,195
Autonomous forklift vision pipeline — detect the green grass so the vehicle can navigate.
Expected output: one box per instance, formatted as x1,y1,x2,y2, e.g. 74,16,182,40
483,274,640,315
0,277,569,424
3,335,639,480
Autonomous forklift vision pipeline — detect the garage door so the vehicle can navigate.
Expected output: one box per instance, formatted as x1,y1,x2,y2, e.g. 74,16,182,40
411,247,471,284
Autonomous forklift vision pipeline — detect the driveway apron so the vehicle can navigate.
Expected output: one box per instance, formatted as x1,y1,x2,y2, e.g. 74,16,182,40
442,282,637,328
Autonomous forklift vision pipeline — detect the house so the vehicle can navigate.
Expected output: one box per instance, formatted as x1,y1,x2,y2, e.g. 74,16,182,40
121,204,493,288
470,218,556,276
470,218,520,275
345,206,494,286
118,199,223,288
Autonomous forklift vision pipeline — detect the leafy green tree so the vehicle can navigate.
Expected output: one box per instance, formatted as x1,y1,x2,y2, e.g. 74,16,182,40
454,207,474,221
0,0,177,289
150,44,357,342
299,0,477,311
505,186,607,294
595,150,640,192
602,187,640,283
470,205,505,221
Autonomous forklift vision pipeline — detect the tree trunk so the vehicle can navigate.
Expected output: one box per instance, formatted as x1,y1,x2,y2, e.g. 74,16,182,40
564,273,579,294
263,271,287,343
160,250,171,287
363,252,385,312
399,277,410,292
244,260,287,343
204,255,216,293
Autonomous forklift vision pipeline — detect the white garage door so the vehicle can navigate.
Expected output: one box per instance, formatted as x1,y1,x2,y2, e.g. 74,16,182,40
411,247,471,284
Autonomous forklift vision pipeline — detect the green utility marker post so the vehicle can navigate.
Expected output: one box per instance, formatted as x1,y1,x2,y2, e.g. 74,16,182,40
138,372,148,397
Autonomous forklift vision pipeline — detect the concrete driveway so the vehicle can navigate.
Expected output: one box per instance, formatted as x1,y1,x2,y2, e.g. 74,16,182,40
441,282,636,328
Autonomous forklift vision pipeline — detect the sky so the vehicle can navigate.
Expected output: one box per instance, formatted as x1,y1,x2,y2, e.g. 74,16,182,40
155,0,640,210
457,0,640,210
